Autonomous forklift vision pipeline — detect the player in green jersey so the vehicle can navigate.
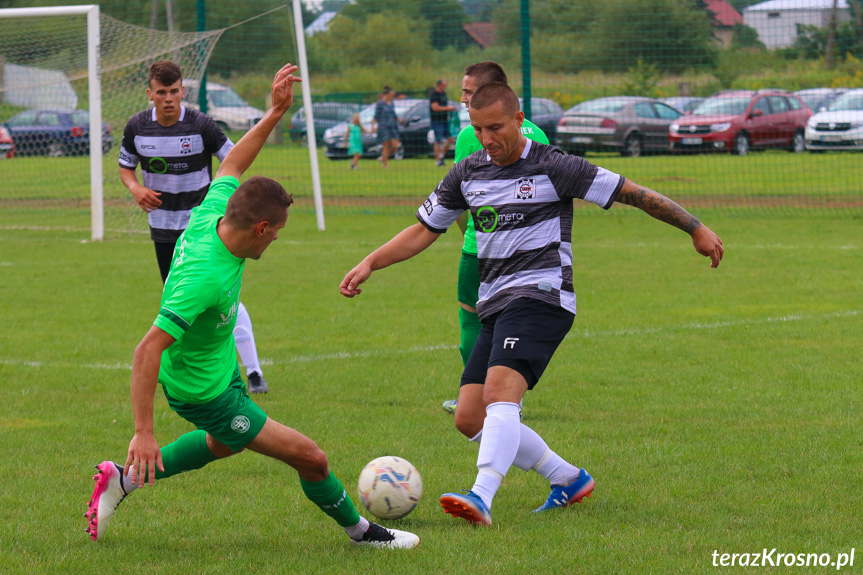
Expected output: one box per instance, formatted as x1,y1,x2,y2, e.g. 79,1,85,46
85,63,419,550
442,61,549,416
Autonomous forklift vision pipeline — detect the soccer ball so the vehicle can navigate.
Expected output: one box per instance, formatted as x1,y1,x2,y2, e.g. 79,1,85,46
357,456,422,520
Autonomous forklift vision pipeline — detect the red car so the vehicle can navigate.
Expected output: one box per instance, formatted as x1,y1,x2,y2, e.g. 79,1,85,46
0,125,14,158
669,90,811,156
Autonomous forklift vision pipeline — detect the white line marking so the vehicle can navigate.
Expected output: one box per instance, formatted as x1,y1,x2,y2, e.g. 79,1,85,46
2,310,858,371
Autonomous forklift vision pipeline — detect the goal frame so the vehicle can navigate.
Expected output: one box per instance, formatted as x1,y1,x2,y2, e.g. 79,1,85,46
0,4,104,240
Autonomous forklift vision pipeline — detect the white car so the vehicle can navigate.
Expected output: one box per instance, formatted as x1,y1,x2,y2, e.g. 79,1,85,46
804,89,863,152
182,79,264,132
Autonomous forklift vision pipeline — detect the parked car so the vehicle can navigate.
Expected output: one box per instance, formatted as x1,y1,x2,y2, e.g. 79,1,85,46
183,79,264,132
289,102,361,146
556,97,682,157
660,97,706,114
669,90,811,156
426,98,562,155
2,109,113,157
793,88,847,113
804,89,863,152
322,98,459,160
0,125,14,158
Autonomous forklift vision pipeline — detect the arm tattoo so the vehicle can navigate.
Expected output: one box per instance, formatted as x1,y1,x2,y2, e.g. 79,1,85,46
617,184,702,234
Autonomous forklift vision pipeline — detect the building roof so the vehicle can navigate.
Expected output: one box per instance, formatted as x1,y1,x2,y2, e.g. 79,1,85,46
744,0,848,11
705,0,743,27
463,23,495,50
305,11,337,36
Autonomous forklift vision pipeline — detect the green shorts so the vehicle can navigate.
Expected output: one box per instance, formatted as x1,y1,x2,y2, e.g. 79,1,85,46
163,364,268,452
457,251,480,309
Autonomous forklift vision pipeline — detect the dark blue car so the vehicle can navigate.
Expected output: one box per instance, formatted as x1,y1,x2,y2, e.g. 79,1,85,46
3,109,113,157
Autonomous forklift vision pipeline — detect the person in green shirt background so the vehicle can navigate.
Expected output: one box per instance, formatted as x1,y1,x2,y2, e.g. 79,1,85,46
85,63,419,550
442,61,550,416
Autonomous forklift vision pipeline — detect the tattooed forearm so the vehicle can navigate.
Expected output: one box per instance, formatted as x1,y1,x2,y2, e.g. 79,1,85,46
616,181,702,234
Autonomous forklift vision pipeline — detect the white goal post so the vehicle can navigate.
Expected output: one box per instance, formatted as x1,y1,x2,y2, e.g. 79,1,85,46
0,4,104,240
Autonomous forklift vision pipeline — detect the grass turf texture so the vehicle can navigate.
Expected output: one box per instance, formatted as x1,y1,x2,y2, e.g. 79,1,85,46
0,146,861,240
0,207,860,574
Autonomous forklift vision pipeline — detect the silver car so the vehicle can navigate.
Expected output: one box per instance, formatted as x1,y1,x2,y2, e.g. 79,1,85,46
556,97,682,157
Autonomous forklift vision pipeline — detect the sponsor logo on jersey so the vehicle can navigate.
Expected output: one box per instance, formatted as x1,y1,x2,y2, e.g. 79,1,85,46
476,206,498,232
423,198,433,215
216,301,238,329
515,178,536,200
149,157,168,174
465,190,486,197
178,137,193,155
503,337,519,349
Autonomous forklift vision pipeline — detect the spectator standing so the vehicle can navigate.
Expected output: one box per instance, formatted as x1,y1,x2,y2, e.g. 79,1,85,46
373,87,400,168
430,79,457,167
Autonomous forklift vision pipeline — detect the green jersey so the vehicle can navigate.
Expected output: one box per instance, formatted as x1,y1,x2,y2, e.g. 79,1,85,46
153,176,245,403
454,119,549,254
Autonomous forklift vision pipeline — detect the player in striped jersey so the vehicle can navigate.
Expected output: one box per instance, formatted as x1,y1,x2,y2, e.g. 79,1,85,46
340,83,724,526
443,61,548,416
119,60,268,394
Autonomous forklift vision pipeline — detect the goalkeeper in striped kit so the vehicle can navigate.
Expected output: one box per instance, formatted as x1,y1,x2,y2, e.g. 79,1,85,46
87,64,419,549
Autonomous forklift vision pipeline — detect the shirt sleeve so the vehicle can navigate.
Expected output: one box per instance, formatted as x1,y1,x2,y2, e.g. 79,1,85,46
202,115,234,161
118,118,139,169
454,125,481,164
154,267,217,340
544,148,623,209
415,163,469,233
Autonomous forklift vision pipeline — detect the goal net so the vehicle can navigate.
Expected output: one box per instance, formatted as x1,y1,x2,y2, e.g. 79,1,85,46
0,6,223,239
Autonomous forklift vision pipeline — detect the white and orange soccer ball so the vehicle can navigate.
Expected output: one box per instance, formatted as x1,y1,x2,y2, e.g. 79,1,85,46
357,456,422,520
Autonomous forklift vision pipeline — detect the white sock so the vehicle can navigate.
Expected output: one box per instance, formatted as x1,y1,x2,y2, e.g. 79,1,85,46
118,463,139,494
233,302,261,375
470,402,521,508
511,423,550,471
344,516,370,540
533,449,581,487
471,423,578,485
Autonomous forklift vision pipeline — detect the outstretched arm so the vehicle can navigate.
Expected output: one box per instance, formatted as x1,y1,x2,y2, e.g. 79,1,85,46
615,178,724,268
216,63,301,180
125,325,175,487
340,223,441,297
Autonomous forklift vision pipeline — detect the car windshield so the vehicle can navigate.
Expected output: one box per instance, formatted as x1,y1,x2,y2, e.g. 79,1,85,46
569,100,627,114
691,97,750,115
827,92,863,111
70,111,89,125
797,93,828,110
209,89,247,108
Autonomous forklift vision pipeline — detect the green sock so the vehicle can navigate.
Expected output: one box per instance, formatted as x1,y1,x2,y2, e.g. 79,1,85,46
300,472,361,527
459,307,482,367
153,429,218,481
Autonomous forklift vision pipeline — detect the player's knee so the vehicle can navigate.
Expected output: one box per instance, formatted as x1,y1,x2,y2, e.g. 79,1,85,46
454,410,482,439
296,445,329,481
206,434,242,459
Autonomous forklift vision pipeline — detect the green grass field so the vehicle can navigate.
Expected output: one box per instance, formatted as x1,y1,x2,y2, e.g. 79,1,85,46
1,144,861,241
1,194,861,573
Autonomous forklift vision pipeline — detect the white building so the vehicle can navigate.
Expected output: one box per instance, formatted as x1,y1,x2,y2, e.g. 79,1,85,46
743,0,852,49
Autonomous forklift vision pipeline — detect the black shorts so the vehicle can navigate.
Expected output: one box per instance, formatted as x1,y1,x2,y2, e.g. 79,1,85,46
461,298,574,389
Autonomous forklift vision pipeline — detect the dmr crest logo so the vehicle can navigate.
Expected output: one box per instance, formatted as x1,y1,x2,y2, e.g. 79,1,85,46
515,178,536,200
178,137,193,155
231,415,251,434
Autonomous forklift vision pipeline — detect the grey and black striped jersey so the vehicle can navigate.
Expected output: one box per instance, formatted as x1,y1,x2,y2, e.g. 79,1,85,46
119,106,233,242
416,139,624,320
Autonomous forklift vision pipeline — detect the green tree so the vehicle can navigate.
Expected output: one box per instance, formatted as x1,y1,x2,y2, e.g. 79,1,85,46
339,0,470,50
584,0,718,72
320,12,432,67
